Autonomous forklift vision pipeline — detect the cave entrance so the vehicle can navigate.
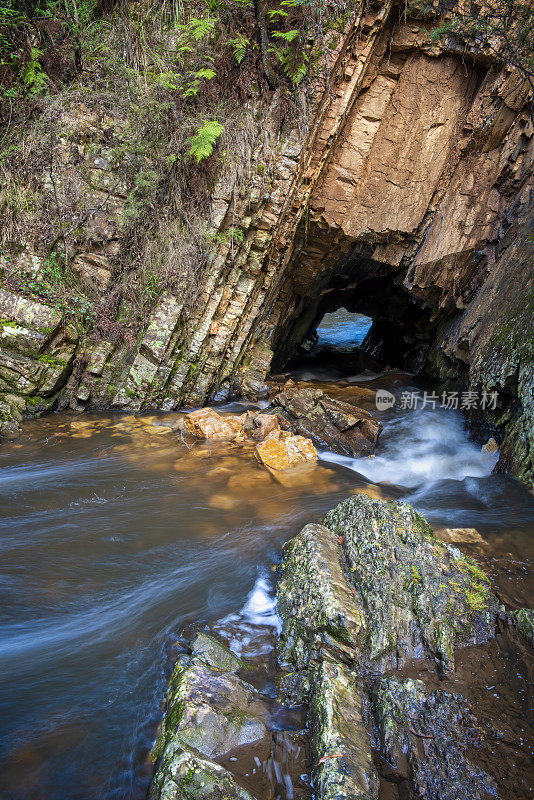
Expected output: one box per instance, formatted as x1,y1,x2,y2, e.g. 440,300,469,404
271,265,435,382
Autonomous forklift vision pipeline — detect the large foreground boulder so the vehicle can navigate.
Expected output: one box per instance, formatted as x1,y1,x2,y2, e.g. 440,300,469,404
276,495,505,800
278,496,500,674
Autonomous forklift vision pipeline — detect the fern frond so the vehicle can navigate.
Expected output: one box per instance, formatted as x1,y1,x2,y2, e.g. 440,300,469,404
188,120,224,163
271,29,300,42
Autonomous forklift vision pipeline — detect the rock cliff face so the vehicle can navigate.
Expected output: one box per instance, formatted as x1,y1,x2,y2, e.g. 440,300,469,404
1,0,532,481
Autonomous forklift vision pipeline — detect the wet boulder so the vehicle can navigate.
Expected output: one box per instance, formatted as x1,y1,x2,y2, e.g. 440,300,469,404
272,385,382,457
310,658,378,800
279,496,501,674
0,402,22,440
372,678,498,800
511,608,534,647
150,632,267,800
184,408,246,440
277,522,364,671
149,750,254,800
276,495,504,800
255,430,318,470
243,411,285,441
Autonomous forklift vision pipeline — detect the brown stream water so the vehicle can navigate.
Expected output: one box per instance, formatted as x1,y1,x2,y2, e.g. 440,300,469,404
0,314,533,800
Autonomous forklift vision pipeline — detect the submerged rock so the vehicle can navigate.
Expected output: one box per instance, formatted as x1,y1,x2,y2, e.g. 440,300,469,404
150,632,267,800
272,385,382,457
434,526,486,544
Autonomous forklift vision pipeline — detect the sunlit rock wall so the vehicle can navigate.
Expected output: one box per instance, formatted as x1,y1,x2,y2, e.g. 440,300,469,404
0,0,532,482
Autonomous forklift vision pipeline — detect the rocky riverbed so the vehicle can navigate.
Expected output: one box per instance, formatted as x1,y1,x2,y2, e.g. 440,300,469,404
1,366,533,800
149,495,534,800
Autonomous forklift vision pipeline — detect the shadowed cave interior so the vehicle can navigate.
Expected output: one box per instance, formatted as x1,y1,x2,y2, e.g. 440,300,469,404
269,246,437,379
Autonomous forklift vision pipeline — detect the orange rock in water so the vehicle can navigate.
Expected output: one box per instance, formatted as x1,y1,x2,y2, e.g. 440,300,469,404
255,433,318,470
184,408,245,440
244,411,281,441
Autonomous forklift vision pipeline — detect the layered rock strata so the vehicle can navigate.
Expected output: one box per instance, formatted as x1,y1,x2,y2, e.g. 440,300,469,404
1,0,532,483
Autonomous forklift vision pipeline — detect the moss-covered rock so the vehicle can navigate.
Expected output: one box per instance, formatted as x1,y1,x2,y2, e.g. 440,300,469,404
279,496,500,675
276,495,505,800
511,608,534,648
310,659,378,800
277,522,365,671
190,632,245,673
150,633,266,800
148,749,255,800
323,496,501,671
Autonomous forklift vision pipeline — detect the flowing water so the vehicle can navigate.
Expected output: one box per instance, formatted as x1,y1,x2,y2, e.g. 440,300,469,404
0,312,533,799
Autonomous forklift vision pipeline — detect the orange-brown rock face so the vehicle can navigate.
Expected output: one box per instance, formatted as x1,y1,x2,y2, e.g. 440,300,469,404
255,433,318,471
319,55,481,240
184,409,245,441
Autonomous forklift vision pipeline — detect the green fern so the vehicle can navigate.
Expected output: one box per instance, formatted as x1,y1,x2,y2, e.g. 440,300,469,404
22,48,48,94
195,67,217,80
285,51,309,85
188,120,224,163
226,33,250,64
185,16,216,42
271,29,300,43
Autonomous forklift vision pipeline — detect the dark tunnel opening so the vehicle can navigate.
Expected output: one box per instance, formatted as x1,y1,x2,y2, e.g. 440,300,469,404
270,266,436,381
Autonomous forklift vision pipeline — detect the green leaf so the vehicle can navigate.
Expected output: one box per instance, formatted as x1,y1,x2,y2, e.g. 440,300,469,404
188,120,224,163
187,17,217,41
194,68,217,80
271,29,300,42
226,33,250,64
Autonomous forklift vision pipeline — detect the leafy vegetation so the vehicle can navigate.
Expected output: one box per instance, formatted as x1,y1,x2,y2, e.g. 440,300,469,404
3,0,529,349
188,120,225,162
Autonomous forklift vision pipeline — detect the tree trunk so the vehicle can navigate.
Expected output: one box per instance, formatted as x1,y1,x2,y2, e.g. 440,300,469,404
253,0,277,89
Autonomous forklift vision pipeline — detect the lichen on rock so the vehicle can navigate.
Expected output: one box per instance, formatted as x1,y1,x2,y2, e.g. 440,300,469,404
150,632,267,800
279,495,501,674
372,678,498,800
276,494,506,800
511,608,534,647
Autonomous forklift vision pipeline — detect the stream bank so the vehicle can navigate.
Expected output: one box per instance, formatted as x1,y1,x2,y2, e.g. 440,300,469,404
1,317,533,799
